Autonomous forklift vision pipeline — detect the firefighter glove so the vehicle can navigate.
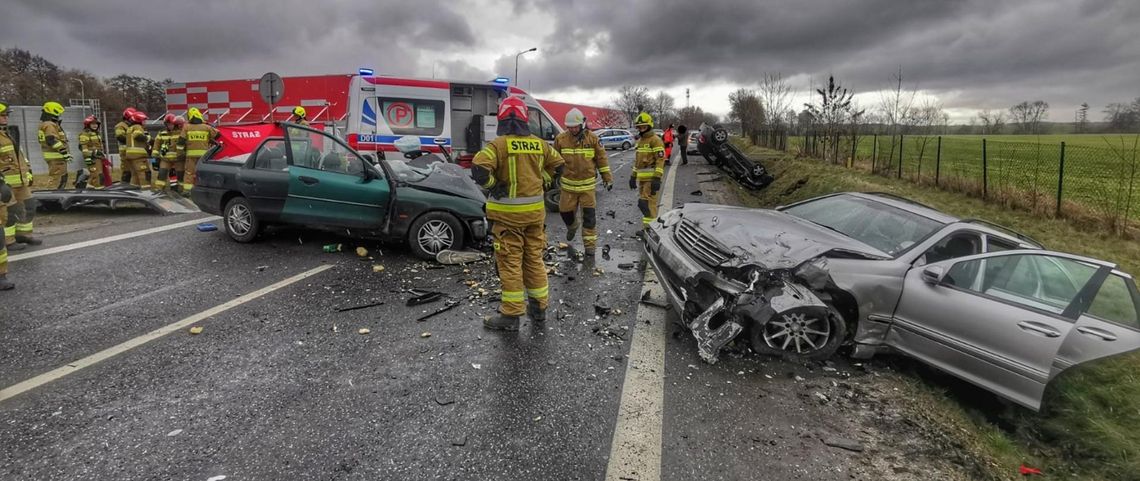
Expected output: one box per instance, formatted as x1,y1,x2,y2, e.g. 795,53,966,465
489,183,509,199
629,177,637,190
116,135,127,144
604,181,613,191
651,178,661,194
0,182,12,204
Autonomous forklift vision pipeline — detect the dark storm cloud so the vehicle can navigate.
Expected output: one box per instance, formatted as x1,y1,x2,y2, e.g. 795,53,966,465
0,0,476,79
501,0,1140,114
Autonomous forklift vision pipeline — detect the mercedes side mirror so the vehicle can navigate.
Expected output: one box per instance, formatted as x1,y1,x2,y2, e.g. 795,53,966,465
922,265,945,284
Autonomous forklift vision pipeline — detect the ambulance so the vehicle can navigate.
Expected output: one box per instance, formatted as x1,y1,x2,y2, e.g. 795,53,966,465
165,74,616,161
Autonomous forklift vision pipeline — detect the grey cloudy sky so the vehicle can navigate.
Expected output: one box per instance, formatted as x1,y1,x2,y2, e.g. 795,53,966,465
3,0,1138,122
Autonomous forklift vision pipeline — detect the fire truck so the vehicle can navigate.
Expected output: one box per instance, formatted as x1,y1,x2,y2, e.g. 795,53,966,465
165,73,622,162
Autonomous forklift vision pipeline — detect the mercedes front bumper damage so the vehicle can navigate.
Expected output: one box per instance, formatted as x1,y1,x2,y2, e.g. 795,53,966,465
644,209,838,363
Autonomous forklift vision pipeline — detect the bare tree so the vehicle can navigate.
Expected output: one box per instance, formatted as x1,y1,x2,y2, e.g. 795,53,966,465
1075,103,1090,133
677,105,718,128
805,76,861,164
728,88,764,141
1009,100,1049,134
877,67,917,169
610,85,650,128
1103,100,1139,132
906,100,946,177
647,91,677,127
977,109,1006,135
758,73,792,128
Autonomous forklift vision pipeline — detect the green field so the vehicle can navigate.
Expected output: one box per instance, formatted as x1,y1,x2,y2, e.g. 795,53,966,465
785,132,1140,230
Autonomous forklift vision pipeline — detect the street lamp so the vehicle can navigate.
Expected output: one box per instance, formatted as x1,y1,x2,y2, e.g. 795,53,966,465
72,78,85,110
513,47,537,86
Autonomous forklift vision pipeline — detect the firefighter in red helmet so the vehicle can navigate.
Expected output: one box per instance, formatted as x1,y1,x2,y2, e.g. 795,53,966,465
152,114,185,191
78,115,107,189
122,110,152,189
472,96,565,331
114,107,137,184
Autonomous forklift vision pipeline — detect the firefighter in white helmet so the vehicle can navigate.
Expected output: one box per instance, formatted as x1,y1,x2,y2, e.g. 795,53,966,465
552,108,611,256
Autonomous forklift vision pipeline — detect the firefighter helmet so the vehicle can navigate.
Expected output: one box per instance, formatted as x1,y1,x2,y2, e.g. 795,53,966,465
84,115,100,128
122,107,137,120
187,107,204,122
129,110,148,123
563,108,586,128
163,113,177,126
292,106,306,119
634,112,653,128
497,96,528,123
43,101,65,117
173,115,186,127
0,102,8,116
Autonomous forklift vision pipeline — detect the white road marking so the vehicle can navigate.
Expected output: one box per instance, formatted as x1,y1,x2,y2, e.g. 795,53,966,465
0,264,334,403
605,155,679,481
8,215,221,263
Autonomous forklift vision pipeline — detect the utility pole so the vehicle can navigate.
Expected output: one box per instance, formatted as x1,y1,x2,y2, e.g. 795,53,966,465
685,88,690,108
513,47,537,86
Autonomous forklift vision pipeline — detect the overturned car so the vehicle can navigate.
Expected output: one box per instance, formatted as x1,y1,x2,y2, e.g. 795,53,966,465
645,192,1140,410
696,123,774,190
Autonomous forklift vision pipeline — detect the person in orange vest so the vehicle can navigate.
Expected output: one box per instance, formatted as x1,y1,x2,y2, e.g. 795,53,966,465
662,123,675,166
472,96,565,331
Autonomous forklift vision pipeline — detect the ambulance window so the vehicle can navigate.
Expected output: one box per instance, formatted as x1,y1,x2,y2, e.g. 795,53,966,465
373,97,445,136
527,108,557,141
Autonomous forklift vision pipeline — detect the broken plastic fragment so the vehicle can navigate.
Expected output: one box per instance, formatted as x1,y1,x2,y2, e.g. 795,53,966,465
188,326,203,335
420,332,432,338
471,363,482,369
356,247,369,257
358,328,371,335
167,429,183,437
372,264,386,273
436,249,486,265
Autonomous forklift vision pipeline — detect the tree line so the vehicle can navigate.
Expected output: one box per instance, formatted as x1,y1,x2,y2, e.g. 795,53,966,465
0,47,169,115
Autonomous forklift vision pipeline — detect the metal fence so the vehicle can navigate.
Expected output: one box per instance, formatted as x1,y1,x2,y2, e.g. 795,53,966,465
758,130,1140,234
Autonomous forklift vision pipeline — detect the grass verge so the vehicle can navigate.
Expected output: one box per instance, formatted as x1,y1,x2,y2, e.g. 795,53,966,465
724,138,1140,481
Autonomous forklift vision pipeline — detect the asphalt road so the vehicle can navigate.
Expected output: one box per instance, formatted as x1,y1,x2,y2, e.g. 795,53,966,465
0,149,966,481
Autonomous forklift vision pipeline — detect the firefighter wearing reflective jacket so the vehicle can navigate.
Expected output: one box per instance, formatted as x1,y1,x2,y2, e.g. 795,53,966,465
78,116,106,189
180,108,219,194
152,114,185,191
553,108,611,255
122,110,153,189
1,101,41,259
291,106,310,126
38,101,73,190
114,108,136,183
629,112,666,230
472,96,565,331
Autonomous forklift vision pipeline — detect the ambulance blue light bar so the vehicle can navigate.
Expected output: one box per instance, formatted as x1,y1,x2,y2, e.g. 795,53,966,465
359,68,375,76
492,76,511,93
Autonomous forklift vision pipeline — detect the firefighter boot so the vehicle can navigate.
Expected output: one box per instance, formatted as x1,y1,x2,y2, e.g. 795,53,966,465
560,210,579,241
527,299,546,323
484,314,520,331
15,236,41,246
5,242,25,251
0,274,12,291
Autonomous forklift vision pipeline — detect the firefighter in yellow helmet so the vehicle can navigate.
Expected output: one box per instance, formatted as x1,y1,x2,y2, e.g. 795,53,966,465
290,106,309,126
179,107,219,195
472,95,565,331
629,112,665,231
152,114,185,191
1,101,42,261
121,110,153,189
78,115,106,189
38,101,74,190
553,108,611,256
114,108,137,184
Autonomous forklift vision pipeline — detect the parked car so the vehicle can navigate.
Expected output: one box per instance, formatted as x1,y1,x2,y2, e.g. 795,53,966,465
192,122,488,260
595,129,635,150
644,192,1140,410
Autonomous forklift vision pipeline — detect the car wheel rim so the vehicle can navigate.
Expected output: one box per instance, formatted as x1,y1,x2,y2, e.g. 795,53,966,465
419,220,454,254
228,204,252,236
763,311,830,354
715,131,727,142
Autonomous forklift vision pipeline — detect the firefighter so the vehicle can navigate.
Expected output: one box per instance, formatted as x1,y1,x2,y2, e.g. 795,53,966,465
114,107,136,184
152,114,184,191
1,102,41,251
0,179,12,290
290,106,309,126
38,101,73,190
179,107,219,195
662,123,675,166
122,110,152,189
553,108,611,256
78,115,106,189
629,112,666,232
472,96,564,331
